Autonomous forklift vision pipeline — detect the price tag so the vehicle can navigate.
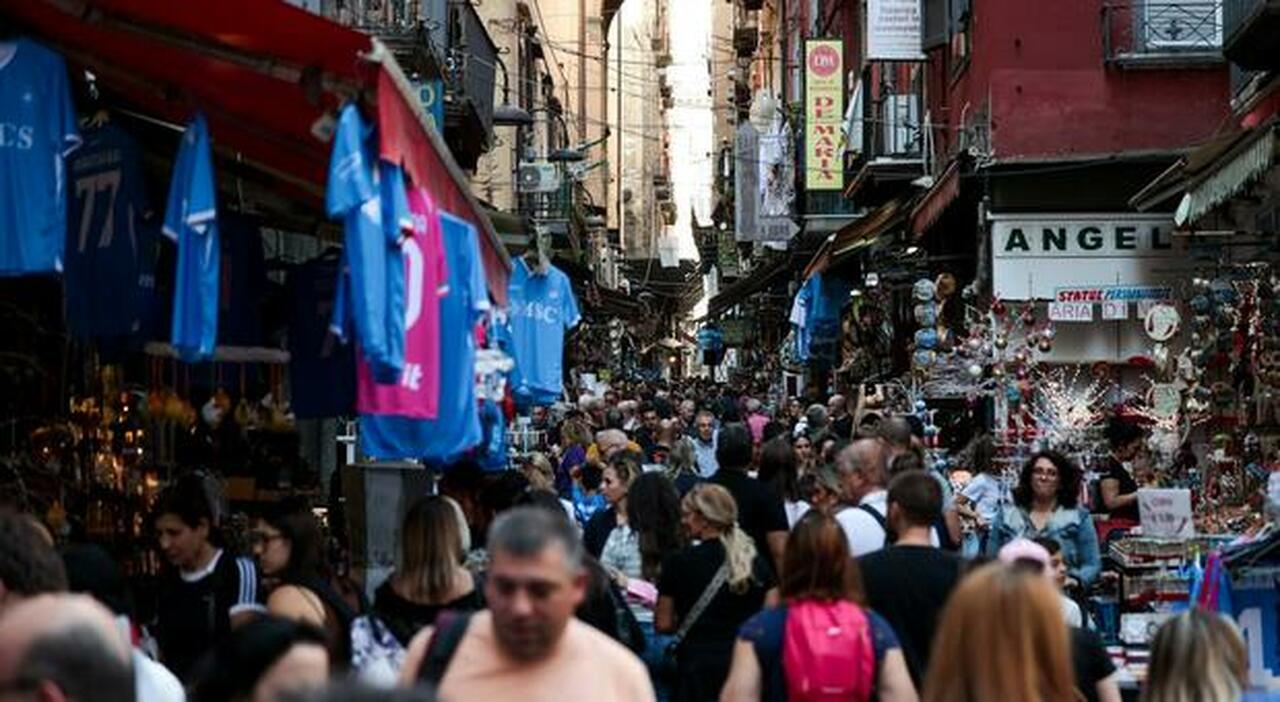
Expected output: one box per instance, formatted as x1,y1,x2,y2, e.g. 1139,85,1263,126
1048,302,1094,322
1137,488,1194,537
1102,301,1129,320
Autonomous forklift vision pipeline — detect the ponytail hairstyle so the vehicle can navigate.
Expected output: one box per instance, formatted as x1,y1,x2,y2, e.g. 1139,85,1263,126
683,483,758,593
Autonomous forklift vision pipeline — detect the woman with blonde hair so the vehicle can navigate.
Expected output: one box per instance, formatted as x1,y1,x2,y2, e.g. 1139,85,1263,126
924,562,1076,702
667,436,702,496
1143,609,1252,702
371,495,482,647
656,483,779,702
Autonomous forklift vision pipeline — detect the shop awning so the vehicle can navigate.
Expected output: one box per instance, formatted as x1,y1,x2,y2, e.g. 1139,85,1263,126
705,255,792,319
6,0,510,305
805,196,910,276
1174,123,1279,227
909,161,961,237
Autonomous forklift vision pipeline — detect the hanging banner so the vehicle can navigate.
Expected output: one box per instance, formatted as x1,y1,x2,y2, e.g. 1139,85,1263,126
718,232,742,278
804,40,844,191
735,122,760,240
867,0,927,61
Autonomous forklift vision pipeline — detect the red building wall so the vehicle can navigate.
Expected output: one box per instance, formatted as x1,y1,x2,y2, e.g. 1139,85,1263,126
935,0,1230,160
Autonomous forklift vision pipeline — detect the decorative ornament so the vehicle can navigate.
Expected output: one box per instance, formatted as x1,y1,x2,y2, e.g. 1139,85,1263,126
1144,303,1181,342
967,336,983,352
1037,338,1053,353
992,299,1007,317
913,278,937,302
967,363,984,379
1020,308,1036,326
914,328,940,350
994,335,1009,350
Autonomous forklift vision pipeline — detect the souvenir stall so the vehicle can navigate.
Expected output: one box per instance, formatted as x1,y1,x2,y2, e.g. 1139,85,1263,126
0,1,527,597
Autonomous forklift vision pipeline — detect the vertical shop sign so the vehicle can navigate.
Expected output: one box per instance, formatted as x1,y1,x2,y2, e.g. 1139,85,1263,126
867,0,927,60
735,122,760,240
805,40,844,191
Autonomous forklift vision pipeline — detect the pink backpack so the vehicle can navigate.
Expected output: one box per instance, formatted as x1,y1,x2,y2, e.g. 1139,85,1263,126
782,600,876,701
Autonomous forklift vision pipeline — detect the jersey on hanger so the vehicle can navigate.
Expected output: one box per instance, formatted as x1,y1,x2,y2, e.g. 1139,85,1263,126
326,103,410,384
360,211,490,461
162,113,219,363
356,186,449,419
0,38,81,275
66,122,156,342
288,252,355,419
506,258,580,406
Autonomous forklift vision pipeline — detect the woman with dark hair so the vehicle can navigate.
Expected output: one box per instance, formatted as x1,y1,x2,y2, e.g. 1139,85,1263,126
189,616,328,702
757,438,810,527
791,432,815,476
986,450,1102,589
372,495,482,647
253,501,361,665
1099,418,1148,522
154,474,263,682
721,510,916,702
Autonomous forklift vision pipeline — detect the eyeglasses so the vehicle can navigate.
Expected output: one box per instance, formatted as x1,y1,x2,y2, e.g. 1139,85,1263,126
248,531,285,547
1032,468,1060,478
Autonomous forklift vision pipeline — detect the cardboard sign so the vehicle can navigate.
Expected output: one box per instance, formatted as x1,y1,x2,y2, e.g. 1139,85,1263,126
1049,301,1094,322
1138,488,1195,538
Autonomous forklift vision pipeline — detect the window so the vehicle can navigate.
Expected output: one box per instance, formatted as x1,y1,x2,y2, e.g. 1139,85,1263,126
1142,0,1222,49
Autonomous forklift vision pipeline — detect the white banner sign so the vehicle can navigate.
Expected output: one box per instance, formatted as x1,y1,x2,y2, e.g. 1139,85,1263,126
734,123,760,241
1048,302,1094,322
1138,488,1195,538
867,0,926,60
1102,301,1129,320
991,213,1190,301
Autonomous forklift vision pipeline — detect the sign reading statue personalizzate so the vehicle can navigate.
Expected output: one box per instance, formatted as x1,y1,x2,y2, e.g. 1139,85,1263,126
990,213,1192,301
804,40,844,191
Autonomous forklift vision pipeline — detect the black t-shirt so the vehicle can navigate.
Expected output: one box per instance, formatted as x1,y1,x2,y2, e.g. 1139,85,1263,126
658,539,775,659
858,545,962,687
1072,626,1117,702
830,414,854,441
373,578,484,647
709,469,788,570
155,550,262,682
1102,457,1140,521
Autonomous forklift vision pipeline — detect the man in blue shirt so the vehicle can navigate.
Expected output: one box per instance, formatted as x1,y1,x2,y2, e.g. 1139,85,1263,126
66,122,156,344
326,103,410,384
507,258,581,406
162,114,219,363
359,211,490,460
0,38,81,275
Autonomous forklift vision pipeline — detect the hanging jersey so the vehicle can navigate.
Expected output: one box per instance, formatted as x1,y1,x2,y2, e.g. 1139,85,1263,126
288,253,355,419
217,212,267,347
360,212,489,460
65,123,157,341
163,113,219,362
326,103,410,384
0,38,81,275
356,186,449,419
507,259,580,406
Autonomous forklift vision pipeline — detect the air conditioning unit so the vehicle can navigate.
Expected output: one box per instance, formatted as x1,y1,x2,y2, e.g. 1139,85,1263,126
518,162,562,193
881,94,919,156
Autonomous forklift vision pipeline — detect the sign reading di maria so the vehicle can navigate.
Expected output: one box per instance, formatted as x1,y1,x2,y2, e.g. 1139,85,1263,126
990,213,1190,301
805,40,843,191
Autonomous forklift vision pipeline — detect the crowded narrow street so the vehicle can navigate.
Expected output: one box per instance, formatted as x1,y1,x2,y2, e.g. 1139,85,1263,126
2,1,1280,701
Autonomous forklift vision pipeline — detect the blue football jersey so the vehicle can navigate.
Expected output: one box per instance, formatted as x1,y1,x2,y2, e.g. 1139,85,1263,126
507,259,580,405
66,123,156,341
163,114,219,363
0,38,81,275
326,103,410,384
360,211,490,460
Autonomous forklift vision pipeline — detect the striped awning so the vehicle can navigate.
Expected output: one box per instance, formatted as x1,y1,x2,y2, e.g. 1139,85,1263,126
1175,125,1278,226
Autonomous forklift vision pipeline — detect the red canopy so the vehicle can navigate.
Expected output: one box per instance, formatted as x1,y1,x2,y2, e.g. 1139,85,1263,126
3,0,509,303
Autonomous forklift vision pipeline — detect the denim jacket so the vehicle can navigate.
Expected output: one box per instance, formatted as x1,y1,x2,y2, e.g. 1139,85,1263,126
987,504,1102,587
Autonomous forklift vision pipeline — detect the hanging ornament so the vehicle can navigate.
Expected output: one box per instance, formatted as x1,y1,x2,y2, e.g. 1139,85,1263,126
1020,307,1036,326
1013,349,1029,365
914,303,938,326
962,283,978,300
1016,365,1029,380
915,328,940,350
967,362,984,379
992,298,1007,317
914,399,928,413
967,335,983,351
994,335,1009,350
1042,325,1056,341
992,365,1007,379
1005,384,1022,403
1038,337,1053,353
914,278,937,302
1025,333,1039,348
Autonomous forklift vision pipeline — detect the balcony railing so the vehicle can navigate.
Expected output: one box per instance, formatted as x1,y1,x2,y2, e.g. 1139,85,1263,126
1223,0,1280,69
1103,1,1224,65
446,0,497,136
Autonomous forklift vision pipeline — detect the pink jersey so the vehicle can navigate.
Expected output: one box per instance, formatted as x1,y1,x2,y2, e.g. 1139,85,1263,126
356,186,449,418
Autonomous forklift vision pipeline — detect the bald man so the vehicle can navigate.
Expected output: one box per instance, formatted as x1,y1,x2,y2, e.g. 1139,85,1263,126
0,594,135,702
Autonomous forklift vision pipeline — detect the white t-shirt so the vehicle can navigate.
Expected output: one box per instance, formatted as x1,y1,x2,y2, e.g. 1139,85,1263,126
1061,594,1084,629
784,500,811,528
835,489,940,557
135,649,185,702
960,473,1005,523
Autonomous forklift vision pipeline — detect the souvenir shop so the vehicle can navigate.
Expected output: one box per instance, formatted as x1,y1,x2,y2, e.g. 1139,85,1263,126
0,3,582,594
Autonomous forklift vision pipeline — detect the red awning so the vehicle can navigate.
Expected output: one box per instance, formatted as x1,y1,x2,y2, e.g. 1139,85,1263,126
909,160,961,237
3,0,509,303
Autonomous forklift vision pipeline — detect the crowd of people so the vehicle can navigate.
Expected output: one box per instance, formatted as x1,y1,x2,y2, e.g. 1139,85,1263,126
0,380,1269,702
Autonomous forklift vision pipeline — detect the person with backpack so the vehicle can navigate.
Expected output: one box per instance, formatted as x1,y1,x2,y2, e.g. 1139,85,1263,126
857,471,962,689
720,510,917,702
833,438,892,557
655,483,778,702
252,500,364,668
397,507,652,701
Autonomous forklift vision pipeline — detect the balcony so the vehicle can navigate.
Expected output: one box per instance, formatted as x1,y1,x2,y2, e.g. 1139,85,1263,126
1103,2,1224,68
442,0,498,170
312,0,448,79
1223,0,1280,69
